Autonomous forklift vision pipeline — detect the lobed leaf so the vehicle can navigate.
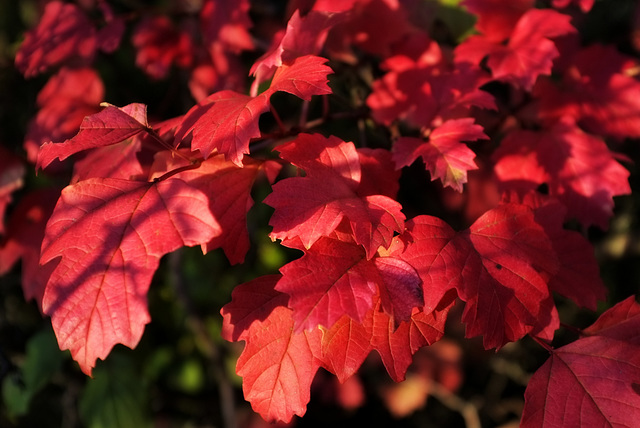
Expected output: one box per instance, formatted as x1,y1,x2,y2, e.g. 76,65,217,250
41,177,220,375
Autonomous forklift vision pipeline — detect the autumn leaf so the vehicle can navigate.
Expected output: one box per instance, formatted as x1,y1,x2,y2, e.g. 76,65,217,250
176,55,333,166
455,8,575,90
40,177,220,375
493,117,631,229
521,297,640,427
392,118,487,192
265,133,405,259
154,151,281,264
221,275,323,423
36,103,150,171
275,229,422,332
319,296,452,383
15,1,98,77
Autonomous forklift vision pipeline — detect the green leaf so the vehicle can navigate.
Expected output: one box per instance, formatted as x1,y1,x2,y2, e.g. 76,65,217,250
1,327,65,418
79,354,151,428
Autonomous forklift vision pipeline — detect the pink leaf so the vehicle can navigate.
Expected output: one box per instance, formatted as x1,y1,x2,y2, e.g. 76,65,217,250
36,103,150,171
41,177,220,375
393,118,486,192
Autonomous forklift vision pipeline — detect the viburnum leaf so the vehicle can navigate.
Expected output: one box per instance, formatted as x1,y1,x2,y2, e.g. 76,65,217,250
40,177,221,375
455,8,575,90
131,15,193,80
456,204,560,348
265,133,405,259
319,296,452,383
0,189,59,310
36,103,150,171
461,0,534,42
392,118,487,192
152,151,281,264
521,297,640,427
367,61,495,129
15,1,97,77
535,44,640,139
24,67,104,163
400,205,560,349
250,9,342,93
176,55,332,166
493,116,631,229
72,138,143,182
221,275,323,423
552,0,594,12
275,229,422,332
507,192,606,310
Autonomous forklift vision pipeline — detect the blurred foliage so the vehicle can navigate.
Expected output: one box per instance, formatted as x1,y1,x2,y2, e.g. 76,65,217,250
1,0,640,427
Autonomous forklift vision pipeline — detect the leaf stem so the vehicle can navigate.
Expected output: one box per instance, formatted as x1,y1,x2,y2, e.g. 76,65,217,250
144,127,193,162
428,380,482,428
530,335,554,353
153,159,203,182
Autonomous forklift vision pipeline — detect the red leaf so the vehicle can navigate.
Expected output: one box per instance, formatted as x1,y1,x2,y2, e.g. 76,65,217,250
0,189,59,310
72,138,143,182
157,151,281,264
455,9,575,90
265,133,404,258
319,296,452,383
36,103,150,171
276,230,422,332
200,0,254,53
221,275,323,423
522,297,640,427
535,44,640,139
493,117,631,229
393,118,486,192
357,148,401,199
552,0,594,12
250,10,342,93
511,192,606,310
41,177,220,375
15,2,97,77
178,56,332,166
0,146,25,235
401,205,560,349
367,62,495,129
132,15,193,80
461,0,533,42
457,204,559,348
24,67,104,164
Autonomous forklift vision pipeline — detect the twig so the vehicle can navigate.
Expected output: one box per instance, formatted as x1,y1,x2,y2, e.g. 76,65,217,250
428,380,482,428
168,251,236,428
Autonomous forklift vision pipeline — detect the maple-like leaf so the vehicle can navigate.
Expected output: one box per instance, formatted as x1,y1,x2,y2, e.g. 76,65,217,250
455,9,575,90
461,0,534,42
319,296,452,383
176,55,333,166
521,297,640,427
152,151,281,264
552,0,594,12
15,2,97,77
41,177,221,375
24,67,104,164
276,230,422,332
367,61,495,129
221,275,323,423
0,189,59,310
72,138,143,183
507,192,606,310
493,117,631,229
131,15,193,80
250,9,342,93
393,118,487,192
37,103,150,171
400,205,560,349
265,133,405,259
535,43,640,139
